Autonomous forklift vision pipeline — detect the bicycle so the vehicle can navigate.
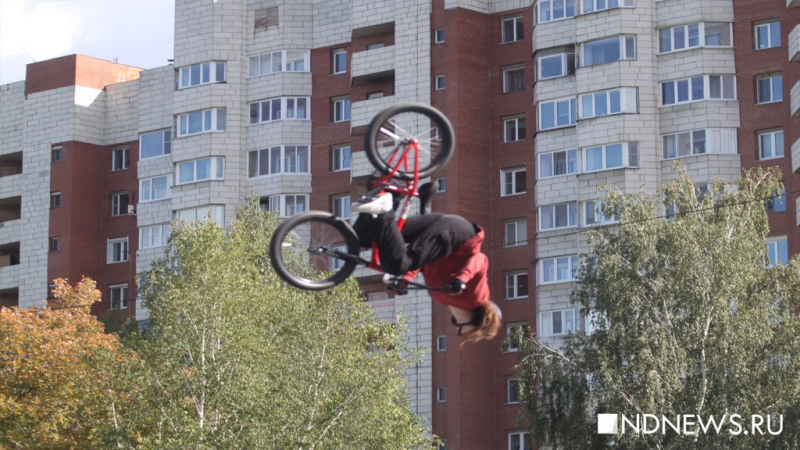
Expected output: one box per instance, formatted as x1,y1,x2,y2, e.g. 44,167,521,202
269,103,455,291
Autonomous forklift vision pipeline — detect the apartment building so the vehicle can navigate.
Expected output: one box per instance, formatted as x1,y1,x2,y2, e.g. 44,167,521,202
1,0,799,449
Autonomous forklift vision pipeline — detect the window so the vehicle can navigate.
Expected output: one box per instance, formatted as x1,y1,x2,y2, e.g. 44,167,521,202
538,54,566,80
436,335,447,352
175,205,225,227
584,199,617,225
759,130,785,160
140,224,170,249
540,309,580,336
508,431,531,450
581,0,634,14
660,75,736,106
583,142,639,172
503,66,525,93
249,50,310,77
140,129,172,159
538,97,577,130
766,189,787,213
329,244,347,271
582,36,636,67
501,168,526,196
248,145,310,177
263,195,307,218
179,61,226,88
579,88,637,119
504,116,526,142
662,129,737,159
177,108,226,136
505,323,529,352
437,387,447,403
436,178,447,192
506,272,529,299
538,149,577,179
504,220,528,247
332,49,347,74
757,74,783,104
332,195,351,219
107,238,129,264
540,255,579,284
50,192,62,208
111,192,130,216
111,147,130,171
539,202,578,231
435,75,446,91
507,378,520,404
249,97,310,124
766,237,789,267
333,97,351,122
109,284,128,309
51,146,62,162
538,0,575,23
502,16,524,43
366,42,384,50
176,157,225,184
140,175,170,202
659,23,732,53
756,21,781,50
332,145,351,172
435,28,445,43
49,237,60,253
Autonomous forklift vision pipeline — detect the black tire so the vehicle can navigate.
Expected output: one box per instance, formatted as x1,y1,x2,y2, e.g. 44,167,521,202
364,103,454,181
269,211,360,290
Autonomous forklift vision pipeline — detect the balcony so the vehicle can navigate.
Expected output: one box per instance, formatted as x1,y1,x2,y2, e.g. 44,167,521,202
0,242,20,268
792,80,800,116
791,24,800,61
351,7,394,37
351,95,396,135
789,0,800,8
351,45,395,86
793,138,800,173
0,197,21,224
0,287,18,308
0,152,22,178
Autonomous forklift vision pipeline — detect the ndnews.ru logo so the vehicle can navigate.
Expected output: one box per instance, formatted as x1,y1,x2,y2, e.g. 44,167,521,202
597,413,783,436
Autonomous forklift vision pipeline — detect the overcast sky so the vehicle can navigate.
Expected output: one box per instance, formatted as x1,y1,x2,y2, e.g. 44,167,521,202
0,0,175,85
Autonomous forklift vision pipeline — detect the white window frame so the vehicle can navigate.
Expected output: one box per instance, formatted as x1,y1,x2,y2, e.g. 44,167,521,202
504,219,528,247
175,205,225,228
435,75,446,91
139,129,172,159
660,75,737,106
178,61,227,89
539,255,579,285
140,175,171,203
332,194,351,219
659,23,733,54
759,129,785,160
503,65,525,93
52,146,62,162
111,191,129,217
437,387,448,403
436,335,447,352
176,157,225,185
756,74,783,104
662,129,737,160
332,49,347,74
581,35,636,67
581,0,634,14
49,237,60,252
501,16,524,43
766,237,789,267
755,21,781,50
505,323,529,353
507,378,520,404
177,108,226,137
140,224,170,249
579,87,638,119
505,271,529,300
329,244,347,271
500,167,527,196
538,53,568,80
107,237,129,264
584,199,618,226
582,142,638,173
504,115,526,142
332,145,351,172
436,178,447,192
249,97,310,124
111,147,130,171
435,28,446,44
538,202,578,231
264,195,308,218
538,97,577,131
333,97,351,123
537,0,576,24
508,432,531,450
109,284,128,309
537,149,578,179
249,145,311,178
539,309,580,337
51,192,62,208
248,50,311,77
766,188,787,214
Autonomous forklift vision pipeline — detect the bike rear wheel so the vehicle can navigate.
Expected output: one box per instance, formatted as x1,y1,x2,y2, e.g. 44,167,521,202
364,103,454,181
269,211,360,290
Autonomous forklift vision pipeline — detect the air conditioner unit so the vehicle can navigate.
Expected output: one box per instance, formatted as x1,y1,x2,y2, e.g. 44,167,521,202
128,205,136,215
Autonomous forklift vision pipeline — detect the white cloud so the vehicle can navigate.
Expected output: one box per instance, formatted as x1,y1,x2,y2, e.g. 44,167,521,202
0,0,83,61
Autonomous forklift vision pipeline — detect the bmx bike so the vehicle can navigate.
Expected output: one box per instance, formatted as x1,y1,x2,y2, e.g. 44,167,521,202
268,103,455,291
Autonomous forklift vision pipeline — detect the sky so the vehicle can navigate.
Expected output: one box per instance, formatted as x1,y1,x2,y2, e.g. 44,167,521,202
0,0,175,85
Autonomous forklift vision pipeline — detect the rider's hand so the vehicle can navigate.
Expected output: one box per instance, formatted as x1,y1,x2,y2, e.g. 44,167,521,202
444,279,466,295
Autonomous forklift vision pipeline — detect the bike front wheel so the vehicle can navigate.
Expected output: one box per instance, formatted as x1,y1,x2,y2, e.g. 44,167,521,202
364,103,454,181
269,211,361,290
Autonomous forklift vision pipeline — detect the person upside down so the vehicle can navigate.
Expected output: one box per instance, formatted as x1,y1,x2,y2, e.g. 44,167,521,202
351,182,502,347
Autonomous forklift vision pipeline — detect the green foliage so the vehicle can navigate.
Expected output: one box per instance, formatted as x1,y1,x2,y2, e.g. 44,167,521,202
134,198,431,449
516,167,800,449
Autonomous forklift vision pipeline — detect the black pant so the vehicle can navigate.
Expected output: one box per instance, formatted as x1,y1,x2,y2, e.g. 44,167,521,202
352,212,476,275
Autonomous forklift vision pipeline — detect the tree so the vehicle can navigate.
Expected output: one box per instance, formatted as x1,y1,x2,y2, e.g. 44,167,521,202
0,278,148,449
135,199,432,449
516,168,800,449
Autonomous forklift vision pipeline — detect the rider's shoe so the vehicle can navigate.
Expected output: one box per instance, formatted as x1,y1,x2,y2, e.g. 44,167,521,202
352,192,393,215
417,182,436,215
